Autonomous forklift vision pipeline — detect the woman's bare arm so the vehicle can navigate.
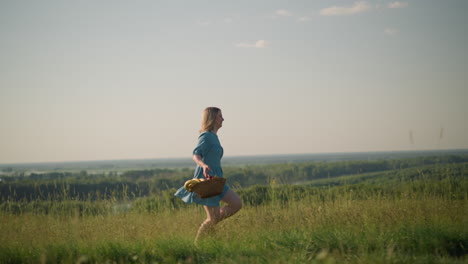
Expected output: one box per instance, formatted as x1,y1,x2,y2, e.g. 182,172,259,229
193,155,212,179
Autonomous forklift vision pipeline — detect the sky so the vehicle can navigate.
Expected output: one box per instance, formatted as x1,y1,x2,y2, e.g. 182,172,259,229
1,0,467,164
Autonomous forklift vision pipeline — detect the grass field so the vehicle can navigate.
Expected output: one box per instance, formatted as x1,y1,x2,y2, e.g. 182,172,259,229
0,161,467,263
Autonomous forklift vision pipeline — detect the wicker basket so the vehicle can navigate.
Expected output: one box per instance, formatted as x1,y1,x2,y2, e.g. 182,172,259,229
191,177,226,198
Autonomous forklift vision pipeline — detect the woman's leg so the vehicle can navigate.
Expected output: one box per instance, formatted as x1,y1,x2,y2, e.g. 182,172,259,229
219,189,242,221
195,190,242,244
195,205,220,243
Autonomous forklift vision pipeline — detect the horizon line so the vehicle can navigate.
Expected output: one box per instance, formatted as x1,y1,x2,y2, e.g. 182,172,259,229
1,148,468,167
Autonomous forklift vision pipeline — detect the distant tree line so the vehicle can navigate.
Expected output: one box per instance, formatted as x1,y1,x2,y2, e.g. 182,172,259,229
0,155,467,202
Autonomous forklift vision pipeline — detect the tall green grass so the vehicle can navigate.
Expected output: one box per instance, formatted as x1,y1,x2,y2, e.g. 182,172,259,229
1,197,466,263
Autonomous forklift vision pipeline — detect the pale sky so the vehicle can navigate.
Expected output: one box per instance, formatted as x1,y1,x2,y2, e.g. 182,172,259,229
1,0,467,164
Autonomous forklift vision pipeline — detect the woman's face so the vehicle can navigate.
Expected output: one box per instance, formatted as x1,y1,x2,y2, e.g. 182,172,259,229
215,111,224,129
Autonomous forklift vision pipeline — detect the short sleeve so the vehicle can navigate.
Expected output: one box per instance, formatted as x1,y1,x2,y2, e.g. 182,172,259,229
192,133,212,157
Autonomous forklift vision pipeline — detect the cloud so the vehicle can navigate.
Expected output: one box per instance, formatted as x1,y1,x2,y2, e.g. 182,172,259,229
384,27,399,36
276,9,293,17
388,2,409,9
298,16,311,22
320,1,372,16
254,40,269,48
235,40,269,48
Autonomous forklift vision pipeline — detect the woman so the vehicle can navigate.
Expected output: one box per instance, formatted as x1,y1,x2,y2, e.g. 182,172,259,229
175,107,242,243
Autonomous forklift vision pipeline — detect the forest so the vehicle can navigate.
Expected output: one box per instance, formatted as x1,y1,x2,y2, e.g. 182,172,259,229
2,154,467,203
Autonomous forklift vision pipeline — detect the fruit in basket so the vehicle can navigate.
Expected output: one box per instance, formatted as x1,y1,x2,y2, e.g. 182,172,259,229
184,178,205,192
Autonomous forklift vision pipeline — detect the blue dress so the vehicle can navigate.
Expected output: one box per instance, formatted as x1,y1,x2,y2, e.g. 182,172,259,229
174,131,229,207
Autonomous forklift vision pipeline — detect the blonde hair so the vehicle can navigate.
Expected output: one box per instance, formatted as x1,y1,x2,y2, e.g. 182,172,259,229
199,107,221,133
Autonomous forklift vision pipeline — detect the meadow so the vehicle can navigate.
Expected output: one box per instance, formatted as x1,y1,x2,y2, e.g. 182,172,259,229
0,153,467,263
